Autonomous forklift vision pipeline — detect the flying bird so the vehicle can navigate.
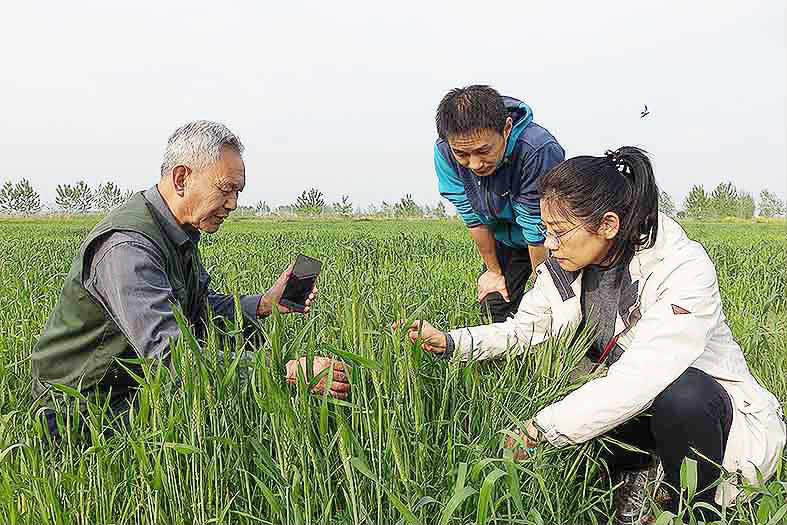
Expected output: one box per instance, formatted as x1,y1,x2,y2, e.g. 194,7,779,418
640,104,650,118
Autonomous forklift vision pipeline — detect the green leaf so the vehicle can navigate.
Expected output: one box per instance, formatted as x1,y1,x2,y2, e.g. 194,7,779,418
439,486,477,525
766,503,787,525
413,496,440,512
0,443,27,463
526,508,544,525
653,510,676,525
477,467,507,525
163,442,202,455
327,346,382,371
205,436,238,449
456,462,468,491
383,489,419,525
221,348,245,388
48,383,87,402
680,457,698,502
351,456,376,481
504,451,525,517
260,482,283,515
350,457,419,525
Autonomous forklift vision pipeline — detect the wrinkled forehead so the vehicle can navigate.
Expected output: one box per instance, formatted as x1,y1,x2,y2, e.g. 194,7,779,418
211,147,246,187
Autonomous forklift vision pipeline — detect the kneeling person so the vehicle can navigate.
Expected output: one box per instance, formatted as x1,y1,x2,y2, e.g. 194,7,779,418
403,147,785,521
31,120,349,439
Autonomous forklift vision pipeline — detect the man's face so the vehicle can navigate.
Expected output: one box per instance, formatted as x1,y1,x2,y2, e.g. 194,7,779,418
184,146,246,233
447,118,512,177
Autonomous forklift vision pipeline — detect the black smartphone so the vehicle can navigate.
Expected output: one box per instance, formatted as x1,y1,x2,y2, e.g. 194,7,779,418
278,254,322,312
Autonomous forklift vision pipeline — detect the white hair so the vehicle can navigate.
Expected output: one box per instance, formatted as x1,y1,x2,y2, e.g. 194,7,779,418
160,120,244,177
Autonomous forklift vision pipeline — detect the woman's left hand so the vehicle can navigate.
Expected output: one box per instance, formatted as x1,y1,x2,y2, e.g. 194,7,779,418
503,418,542,461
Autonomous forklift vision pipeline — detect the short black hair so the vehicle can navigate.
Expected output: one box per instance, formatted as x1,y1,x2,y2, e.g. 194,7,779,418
435,85,508,140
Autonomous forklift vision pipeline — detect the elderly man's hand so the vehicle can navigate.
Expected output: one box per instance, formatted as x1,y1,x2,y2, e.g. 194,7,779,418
257,264,318,316
285,357,351,400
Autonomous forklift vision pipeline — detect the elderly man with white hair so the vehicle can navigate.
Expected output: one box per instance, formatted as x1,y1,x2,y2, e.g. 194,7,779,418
31,120,349,439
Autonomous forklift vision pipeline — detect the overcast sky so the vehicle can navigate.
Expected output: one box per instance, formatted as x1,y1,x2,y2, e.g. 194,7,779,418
1,0,785,210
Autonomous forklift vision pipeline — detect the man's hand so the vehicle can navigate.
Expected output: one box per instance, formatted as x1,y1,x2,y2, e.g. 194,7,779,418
478,270,509,303
257,264,318,317
285,356,351,400
392,319,447,353
502,418,541,461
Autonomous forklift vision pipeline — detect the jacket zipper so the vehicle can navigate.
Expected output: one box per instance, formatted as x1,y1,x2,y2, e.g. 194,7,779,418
482,177,497,220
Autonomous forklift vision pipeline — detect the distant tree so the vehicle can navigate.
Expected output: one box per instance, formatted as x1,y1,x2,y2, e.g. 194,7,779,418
682,185,709,219
0,179,41,215
759,189,785,217
709,181,737,218
380,201,395,217
0,181,15,214
395,194,423,217
275,204,296,216
332,195,353,218
13,179,41,215
658,190,677,218
95,182,130,212
255,200,271,216
294,188,325,216
434,201,447,218
735,191,755,219
56,181,95,213
55,184,72,212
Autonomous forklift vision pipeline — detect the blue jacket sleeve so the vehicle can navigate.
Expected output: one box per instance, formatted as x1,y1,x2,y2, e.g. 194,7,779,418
515,141,565,210
434,144,482,228
512,141,565,243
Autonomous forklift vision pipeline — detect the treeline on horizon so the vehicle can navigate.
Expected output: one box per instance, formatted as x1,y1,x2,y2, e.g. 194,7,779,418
0,179,785,220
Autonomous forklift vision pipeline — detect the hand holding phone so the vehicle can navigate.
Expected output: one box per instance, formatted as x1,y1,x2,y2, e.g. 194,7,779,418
278,254,322,313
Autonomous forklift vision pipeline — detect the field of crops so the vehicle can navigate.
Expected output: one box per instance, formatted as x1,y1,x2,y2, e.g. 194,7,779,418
0,217,785,524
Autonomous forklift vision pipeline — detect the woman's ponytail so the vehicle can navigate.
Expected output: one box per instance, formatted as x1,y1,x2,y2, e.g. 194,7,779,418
608,146,659,254
539,146,660,266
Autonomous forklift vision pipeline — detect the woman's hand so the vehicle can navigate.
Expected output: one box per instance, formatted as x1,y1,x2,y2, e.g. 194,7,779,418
392,320,447,354
503,418,542,461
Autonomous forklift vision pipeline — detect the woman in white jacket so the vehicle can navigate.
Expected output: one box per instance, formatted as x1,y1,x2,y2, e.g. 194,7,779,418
401,147,785,521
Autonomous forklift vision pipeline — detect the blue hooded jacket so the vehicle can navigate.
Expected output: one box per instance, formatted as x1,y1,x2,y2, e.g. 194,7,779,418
434,96,565,248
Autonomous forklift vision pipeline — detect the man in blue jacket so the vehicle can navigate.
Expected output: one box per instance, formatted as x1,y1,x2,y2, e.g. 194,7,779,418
434,85,565,322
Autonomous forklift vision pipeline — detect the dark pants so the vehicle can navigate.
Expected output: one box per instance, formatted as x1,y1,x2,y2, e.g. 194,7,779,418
603,367,733,518
43,392,138,443
479,242,533,323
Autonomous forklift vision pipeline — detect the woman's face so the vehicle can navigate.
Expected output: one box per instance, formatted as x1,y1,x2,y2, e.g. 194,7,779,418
540,199,619,271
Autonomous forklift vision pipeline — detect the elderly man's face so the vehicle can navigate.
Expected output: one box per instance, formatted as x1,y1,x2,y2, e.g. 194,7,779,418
184,146,246,233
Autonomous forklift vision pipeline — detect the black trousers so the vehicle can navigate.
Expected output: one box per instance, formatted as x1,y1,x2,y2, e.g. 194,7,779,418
602,367,733,518
479,242,533,323
43,392,138,442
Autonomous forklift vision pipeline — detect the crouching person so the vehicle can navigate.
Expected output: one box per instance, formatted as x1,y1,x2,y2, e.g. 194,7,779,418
31,120,349,440
398,147,785,522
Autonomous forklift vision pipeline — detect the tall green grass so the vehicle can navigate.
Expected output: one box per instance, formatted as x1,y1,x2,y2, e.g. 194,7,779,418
0,218,784,524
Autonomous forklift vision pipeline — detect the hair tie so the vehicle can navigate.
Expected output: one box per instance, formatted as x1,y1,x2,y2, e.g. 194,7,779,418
605,148,629,175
